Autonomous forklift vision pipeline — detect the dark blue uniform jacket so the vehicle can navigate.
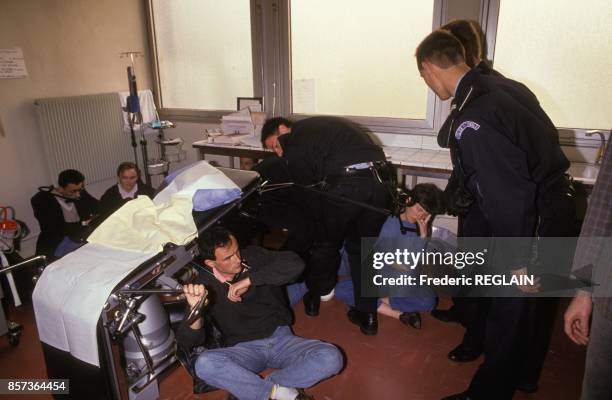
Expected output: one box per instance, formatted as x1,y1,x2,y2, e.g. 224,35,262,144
439,68,570,269
277,116,386,185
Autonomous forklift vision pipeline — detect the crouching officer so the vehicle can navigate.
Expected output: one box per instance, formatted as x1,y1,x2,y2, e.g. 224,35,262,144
415,30,578,399
261,116,393,335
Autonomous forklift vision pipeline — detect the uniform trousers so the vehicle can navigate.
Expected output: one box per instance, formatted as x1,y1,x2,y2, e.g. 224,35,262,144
305,176,391,312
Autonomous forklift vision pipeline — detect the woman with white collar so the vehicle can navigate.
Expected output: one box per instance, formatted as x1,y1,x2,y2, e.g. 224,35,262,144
99,162,154,220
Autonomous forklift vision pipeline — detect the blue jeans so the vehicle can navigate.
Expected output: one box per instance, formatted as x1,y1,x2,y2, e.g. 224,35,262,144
195,326,343,400
53,236,83,258
287,282,308,307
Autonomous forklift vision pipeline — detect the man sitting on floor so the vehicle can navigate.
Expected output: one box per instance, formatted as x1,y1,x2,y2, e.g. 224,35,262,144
177,226,343,400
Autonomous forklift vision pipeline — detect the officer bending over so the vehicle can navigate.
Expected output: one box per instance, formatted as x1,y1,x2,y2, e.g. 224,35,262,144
261,116,393,335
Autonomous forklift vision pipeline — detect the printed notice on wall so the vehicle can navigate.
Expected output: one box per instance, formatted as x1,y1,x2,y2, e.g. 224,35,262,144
0,48,28,78
292,79,316,114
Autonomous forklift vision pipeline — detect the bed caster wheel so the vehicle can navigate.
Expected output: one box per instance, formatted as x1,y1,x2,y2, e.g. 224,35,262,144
7,321,23,347
8,334,20,347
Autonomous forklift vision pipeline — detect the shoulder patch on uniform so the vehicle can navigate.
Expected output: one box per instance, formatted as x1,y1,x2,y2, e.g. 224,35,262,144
455,121,480,140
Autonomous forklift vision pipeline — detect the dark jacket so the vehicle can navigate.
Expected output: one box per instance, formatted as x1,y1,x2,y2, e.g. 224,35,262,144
476,60,503,77
31,186,99,259
176,246,304,349
439,68,569,268
99,182,155,220
278,116,386,185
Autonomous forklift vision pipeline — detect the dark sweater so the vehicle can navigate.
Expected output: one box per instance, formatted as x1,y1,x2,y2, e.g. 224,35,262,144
176,246,304,348
99,182,155,220
30,186,99,259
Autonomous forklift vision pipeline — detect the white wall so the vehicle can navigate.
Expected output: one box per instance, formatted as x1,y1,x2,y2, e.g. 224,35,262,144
0,0,153,256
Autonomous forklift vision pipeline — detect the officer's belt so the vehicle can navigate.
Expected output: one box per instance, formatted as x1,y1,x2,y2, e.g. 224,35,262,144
340,160,388,178
323,161,392,188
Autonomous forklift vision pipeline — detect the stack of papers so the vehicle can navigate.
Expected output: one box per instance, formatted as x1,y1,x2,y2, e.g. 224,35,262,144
214,108,267,147
221,108,254,135
211,133,252,145
239,135,263,148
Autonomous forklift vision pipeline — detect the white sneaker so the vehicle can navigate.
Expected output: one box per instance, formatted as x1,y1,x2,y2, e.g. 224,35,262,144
320,289,335,302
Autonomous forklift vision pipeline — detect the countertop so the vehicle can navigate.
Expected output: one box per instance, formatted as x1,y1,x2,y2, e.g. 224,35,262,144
192,141,600,185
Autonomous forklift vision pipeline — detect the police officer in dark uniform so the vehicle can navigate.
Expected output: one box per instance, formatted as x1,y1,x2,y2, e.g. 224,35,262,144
415,30,577,399
251,156,316,263
430,19,502,332
435,22,579,395
261,116,393,335
432,20,512,369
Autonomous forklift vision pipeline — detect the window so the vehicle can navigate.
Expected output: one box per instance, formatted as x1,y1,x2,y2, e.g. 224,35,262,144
489,0,612,130
290,0,435,121
149,0,254,111
147,0,444,132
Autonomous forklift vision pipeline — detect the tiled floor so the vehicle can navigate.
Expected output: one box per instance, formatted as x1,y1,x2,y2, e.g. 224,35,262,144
1,293,586,400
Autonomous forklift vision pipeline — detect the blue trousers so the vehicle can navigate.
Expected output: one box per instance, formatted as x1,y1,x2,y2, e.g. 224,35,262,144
195,326,343,400
335,278,436,313
287,282,308,307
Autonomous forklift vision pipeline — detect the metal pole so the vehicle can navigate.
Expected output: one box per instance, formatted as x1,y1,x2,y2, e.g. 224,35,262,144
0,255,46,275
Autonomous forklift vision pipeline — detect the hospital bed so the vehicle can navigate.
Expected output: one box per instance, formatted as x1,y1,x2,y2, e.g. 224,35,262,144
34,166,261,400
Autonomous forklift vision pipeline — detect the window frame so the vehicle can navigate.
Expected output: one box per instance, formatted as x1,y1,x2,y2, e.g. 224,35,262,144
481,0,611,147
146,0,448,134
282,0,446,134
145,0,264,124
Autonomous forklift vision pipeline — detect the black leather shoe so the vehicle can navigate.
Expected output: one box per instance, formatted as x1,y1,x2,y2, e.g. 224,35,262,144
516,382,538,393
303,291,320,317
431,308,461,324
447,344,482,362
296,389,315,400
347,308,378,335
441,391,471,400
400,312,422,329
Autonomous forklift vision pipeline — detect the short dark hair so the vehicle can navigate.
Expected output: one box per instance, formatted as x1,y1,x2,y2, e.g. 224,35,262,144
415,30,466,70
58,169,85,188
198,226,234,261
116,161,139,177
261,117,292,147
441,19,485,68
407,183,446,215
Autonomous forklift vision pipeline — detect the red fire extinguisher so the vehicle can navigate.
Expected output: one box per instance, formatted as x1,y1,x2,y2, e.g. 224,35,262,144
0,206,20,252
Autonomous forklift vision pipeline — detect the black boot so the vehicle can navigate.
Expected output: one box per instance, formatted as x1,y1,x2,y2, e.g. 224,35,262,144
400,312,421,329
303,291,320,316
431,308,462,324
447,343,482,362
347,308,378,335
296,389,315,400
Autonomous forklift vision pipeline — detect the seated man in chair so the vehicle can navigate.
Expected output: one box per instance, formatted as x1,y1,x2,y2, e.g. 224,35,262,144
31,169,99,260
177,226,343,400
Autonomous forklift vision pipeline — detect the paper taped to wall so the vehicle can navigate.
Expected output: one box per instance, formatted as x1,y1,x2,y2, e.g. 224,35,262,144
0,48,28,79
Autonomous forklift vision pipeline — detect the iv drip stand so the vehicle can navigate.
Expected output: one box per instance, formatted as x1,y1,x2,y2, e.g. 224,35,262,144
121,51,152,186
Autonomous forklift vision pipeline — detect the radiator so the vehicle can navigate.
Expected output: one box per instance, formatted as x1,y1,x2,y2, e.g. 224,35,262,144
35,93,160,185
